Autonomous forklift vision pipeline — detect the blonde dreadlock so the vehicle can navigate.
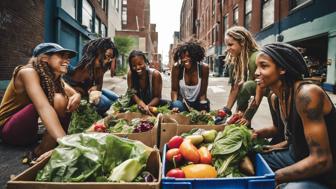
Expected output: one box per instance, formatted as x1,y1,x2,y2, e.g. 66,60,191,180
225,26,259,84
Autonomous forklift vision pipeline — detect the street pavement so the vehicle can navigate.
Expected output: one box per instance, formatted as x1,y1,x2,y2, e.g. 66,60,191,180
1,72,336,188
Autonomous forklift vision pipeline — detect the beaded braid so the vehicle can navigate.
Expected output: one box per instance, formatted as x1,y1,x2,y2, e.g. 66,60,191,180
32,58,65,104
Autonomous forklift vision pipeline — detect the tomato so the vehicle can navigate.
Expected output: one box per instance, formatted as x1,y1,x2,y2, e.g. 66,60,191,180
227,114,241,124
166,148,183,163
166,168,185,178
167,136,184,149
94,123,106,132
182,164,217,178
179,140,200,163
217,109,227,118
198,146,212,164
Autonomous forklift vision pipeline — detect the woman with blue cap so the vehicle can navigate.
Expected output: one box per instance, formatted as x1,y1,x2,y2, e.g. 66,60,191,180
253,42,336,188
0,42,81,163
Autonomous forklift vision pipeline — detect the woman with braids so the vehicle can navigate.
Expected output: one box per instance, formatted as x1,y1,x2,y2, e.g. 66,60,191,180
254,43,336,188
220,26,267,125
0,43,81,162
170,41,210,112
127,50,164,115
63,37,119,115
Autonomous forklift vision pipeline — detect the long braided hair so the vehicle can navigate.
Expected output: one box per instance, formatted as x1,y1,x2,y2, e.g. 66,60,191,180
225,26,259,84
13,55,65,105
74,37,118,82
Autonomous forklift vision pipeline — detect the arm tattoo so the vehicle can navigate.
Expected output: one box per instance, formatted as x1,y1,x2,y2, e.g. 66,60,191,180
307,137,329,161
297,92,324,121
276,137,329,182
244,101,258,120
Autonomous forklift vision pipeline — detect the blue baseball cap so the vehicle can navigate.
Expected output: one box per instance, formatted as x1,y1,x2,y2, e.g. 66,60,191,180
32,43,77,58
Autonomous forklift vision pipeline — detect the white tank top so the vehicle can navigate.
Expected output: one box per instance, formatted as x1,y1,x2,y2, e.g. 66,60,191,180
179,65,201,102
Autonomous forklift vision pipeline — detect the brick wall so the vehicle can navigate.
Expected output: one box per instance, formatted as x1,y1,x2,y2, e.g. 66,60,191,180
0,0,44,80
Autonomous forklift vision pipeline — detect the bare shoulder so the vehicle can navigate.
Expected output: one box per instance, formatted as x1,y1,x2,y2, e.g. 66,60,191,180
201,63,209,69
17,67,39,80
201,63,209,75
152,69,162,78
295,83,328,119
296,83,325,102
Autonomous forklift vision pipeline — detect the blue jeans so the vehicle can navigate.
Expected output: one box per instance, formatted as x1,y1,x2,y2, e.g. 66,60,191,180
262,145,329,189
170,99,210,112
96,89,118,116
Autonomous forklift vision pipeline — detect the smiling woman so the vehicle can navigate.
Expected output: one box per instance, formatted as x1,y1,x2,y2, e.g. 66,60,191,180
0,43,81,163
127,50,165,115
63,37,119,116
255,43,336,188
170,41,210,112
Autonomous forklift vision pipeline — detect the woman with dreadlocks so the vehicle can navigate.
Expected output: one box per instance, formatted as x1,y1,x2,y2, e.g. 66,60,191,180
170,41,210,112
127,50,164,115
63,37,119,115
254,43,336,188
220,26,267,125
0,43,80,162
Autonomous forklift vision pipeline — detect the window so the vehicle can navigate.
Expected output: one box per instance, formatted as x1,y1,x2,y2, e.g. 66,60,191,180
122,7,127,25
244,0,252,30
101,24,107,37
101,0,107,11
212,0,216,15
61,0,77,19
123,0,127,5
233,6,238,26
289,0,312,10
223,14,228,33
262,0,274,29
95,17,100,35
212,28,216,45
82,0,93,32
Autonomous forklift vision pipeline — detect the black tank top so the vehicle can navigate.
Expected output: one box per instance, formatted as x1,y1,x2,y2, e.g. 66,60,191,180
281,81,336,184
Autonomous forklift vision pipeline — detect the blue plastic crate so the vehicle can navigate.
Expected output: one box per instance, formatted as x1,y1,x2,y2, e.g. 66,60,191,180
162,144,275,189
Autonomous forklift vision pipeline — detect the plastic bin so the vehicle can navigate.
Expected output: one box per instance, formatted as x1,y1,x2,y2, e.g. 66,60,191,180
162,144,275,189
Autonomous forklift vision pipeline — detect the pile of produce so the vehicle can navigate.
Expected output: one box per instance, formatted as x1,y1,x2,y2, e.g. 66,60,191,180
36,133,157,182
92,116,157,134
181,109,216,125
164,124,269,178
68,100,102,134
108,89,137,113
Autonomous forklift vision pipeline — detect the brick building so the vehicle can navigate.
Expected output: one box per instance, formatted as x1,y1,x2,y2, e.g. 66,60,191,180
168,31,181,69
179,0,336,92
0,0,114,92
116,0,160,70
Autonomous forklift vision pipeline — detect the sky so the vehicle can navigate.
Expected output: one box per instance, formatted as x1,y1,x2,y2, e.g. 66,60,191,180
150,0,183,65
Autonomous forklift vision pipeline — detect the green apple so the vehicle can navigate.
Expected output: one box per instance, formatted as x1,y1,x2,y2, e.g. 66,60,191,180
202,130,218,143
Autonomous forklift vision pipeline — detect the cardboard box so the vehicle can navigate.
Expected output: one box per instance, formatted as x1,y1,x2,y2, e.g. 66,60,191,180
158,114,225,151
7,150,161,189
90,112,159,148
